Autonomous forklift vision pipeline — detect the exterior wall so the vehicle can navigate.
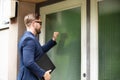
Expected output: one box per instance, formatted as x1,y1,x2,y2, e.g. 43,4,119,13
8,2,35,80
0,29,9,80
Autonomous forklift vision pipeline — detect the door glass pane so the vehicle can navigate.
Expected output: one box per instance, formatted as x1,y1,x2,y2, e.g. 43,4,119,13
98,0,120,80
45,7,81,80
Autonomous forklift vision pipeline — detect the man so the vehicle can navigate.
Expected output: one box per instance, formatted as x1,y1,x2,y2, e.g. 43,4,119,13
17,13,59,80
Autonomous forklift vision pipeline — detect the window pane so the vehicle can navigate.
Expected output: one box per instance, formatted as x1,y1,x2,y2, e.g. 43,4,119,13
0,0,10,28
98,0,120,80
45,7,81,80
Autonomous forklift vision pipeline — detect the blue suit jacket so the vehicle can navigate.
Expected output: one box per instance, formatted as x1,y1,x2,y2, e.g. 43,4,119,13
17,31,56,80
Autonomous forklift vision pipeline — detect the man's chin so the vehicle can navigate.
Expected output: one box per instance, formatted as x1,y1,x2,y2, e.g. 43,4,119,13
37,31,41,34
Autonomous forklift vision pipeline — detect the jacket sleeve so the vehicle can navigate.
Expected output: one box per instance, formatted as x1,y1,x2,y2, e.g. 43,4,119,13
41,39,57,53
22,38,45,78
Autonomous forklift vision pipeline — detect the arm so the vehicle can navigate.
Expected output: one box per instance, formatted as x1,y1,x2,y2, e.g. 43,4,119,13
41,39,57,53
42,32,59,53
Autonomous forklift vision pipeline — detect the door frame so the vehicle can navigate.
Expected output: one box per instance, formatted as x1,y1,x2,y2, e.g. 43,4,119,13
90,0,98,80
39,0,98,80
40,0,87,80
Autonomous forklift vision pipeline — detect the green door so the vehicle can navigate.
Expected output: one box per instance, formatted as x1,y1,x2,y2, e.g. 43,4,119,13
98,0,120,80
45,7,81,80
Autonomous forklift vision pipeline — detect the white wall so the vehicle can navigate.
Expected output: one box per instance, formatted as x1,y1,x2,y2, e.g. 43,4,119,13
0,29,9,80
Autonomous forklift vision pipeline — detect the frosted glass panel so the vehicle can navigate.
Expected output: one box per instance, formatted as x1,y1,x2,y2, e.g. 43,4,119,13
98,0,120,80
45,7,81,80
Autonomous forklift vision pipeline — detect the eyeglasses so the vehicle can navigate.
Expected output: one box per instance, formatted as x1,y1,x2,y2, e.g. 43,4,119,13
35,21,42,25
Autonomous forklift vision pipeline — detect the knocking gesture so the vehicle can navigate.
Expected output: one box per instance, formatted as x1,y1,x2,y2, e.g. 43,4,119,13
52,32,59,41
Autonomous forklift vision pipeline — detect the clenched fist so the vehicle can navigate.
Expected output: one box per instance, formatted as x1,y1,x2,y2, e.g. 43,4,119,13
52,32,59,41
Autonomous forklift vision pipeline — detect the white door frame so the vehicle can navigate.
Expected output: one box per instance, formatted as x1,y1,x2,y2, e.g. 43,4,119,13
39,0,98,80
90,0,98,80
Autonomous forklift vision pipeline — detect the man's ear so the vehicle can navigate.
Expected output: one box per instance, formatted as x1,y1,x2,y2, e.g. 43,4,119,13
31,21,35,27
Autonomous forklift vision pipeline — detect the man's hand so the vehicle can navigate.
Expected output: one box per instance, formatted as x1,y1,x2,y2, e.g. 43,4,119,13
52,32,59,41
43,70,51,80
